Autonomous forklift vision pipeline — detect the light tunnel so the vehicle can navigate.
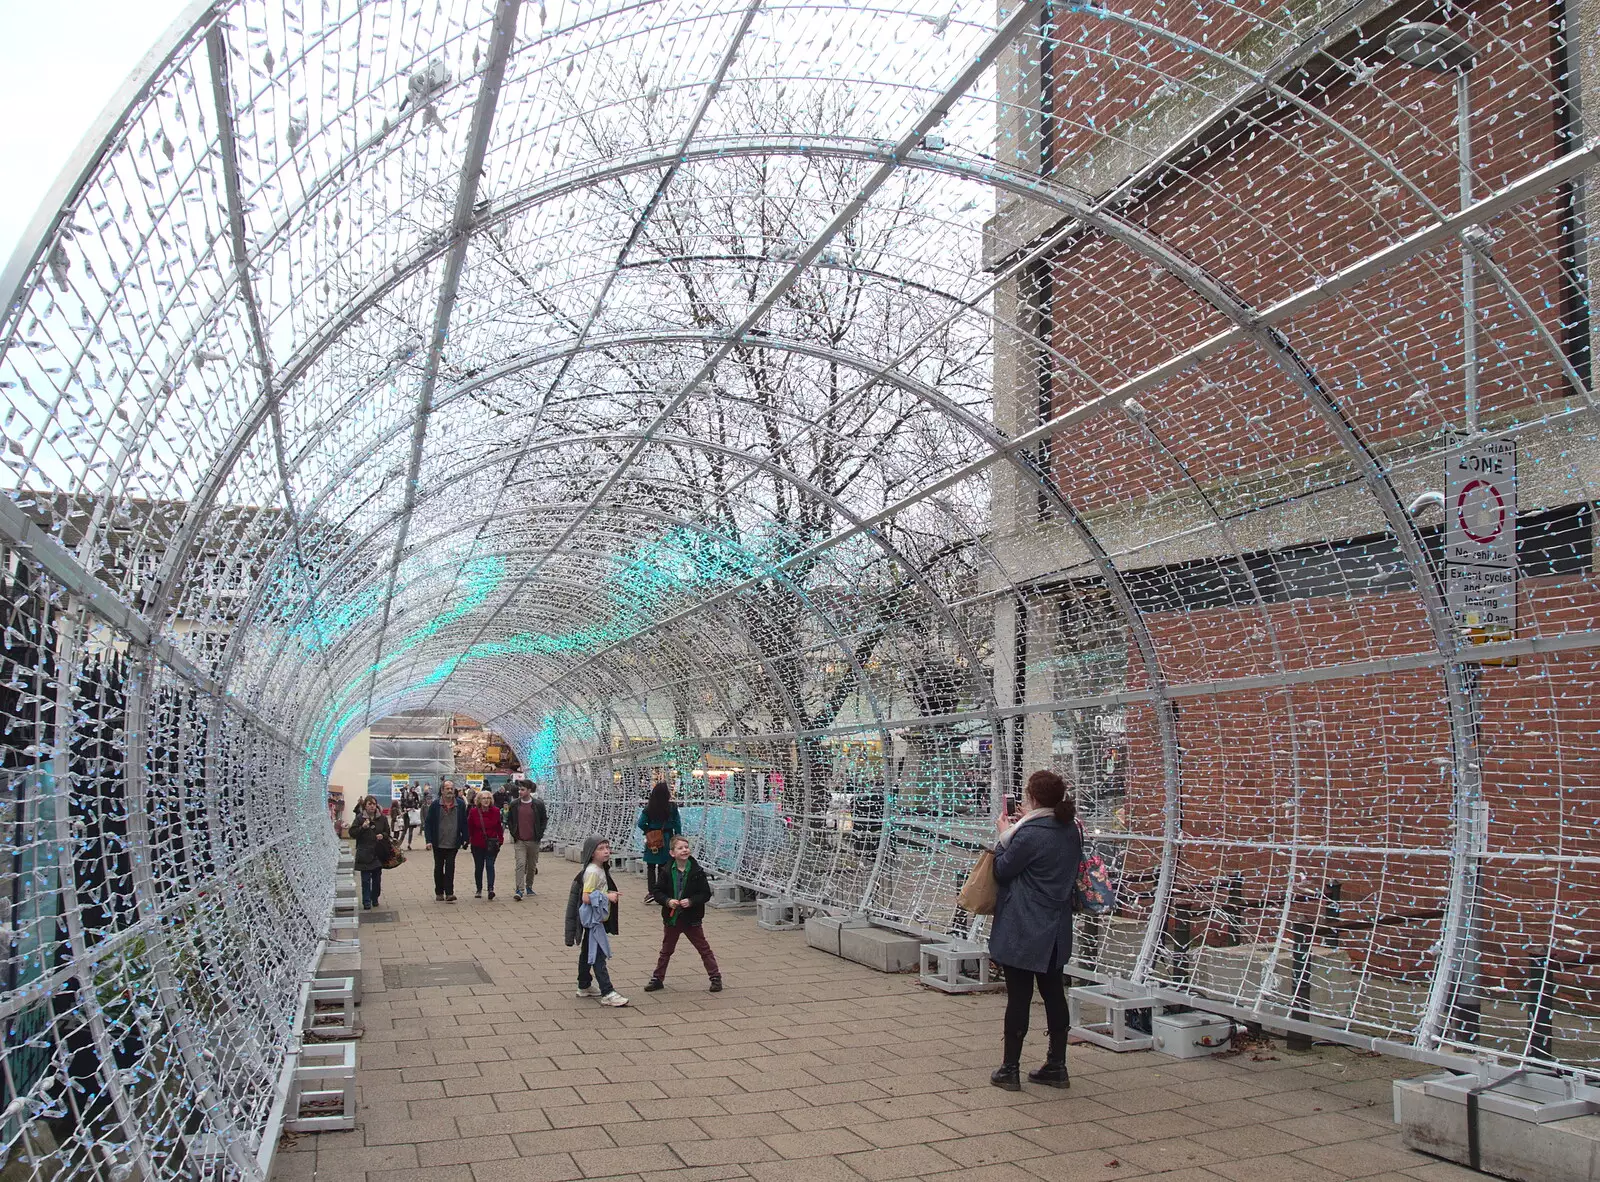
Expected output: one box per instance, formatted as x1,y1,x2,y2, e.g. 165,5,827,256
1,0,1599,1172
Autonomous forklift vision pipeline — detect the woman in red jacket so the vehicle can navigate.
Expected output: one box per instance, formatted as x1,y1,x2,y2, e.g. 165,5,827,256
467,791,506,900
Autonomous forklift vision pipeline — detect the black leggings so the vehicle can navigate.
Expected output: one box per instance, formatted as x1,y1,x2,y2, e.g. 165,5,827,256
1001,961,1068,1066
646,861,669,900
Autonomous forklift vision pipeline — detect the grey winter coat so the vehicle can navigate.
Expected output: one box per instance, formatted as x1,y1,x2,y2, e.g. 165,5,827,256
988,816,1082,974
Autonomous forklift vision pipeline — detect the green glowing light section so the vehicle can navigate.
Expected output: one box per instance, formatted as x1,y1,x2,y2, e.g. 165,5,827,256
307,526,785,778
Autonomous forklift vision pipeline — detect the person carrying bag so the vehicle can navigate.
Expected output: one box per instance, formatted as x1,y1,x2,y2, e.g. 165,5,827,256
987,769,1082,1093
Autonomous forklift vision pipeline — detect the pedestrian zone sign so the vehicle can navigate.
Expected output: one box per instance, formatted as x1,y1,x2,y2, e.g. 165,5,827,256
1446,437,1515,568
1444,437,1516,636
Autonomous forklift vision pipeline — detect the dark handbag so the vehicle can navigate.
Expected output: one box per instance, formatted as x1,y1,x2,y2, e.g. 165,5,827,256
485,838,502,858
376,833,403,870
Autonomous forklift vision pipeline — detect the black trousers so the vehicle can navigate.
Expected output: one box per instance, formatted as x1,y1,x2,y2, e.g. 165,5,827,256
645,861,669,899
432,847,459,897
1001,961,1068,1067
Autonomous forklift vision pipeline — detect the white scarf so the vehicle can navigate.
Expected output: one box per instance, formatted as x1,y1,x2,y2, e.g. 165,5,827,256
996,806,1054,849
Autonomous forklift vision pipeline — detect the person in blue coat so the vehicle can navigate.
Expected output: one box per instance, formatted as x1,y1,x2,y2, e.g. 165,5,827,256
988,769,1082,1091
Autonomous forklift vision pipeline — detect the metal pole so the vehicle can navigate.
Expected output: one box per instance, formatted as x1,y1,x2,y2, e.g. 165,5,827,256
1459,69,1478,435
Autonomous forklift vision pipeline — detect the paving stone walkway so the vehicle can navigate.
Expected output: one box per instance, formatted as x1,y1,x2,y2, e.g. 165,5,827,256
271,853,1477,1182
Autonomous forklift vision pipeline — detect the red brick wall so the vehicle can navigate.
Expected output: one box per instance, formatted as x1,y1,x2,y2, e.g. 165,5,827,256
1041,0,1575,511
1108,575,1600,997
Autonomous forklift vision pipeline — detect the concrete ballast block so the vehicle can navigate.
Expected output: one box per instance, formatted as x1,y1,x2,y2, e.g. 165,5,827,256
804,914,869,957
1395,1074,1600,1182
838,924,926,973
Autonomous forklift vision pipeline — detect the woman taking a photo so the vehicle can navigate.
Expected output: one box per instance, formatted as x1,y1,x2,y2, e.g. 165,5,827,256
349,795,394,911
467,790,506,900
989,769,1081,1091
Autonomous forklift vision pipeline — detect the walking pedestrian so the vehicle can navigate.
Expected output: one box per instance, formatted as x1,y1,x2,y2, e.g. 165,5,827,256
349,796,394,910
468,790,505,900
988,769,1082,1091
564,837,628,1006
636,781,682,902
424,782,469,903
504,780,549,900
643,835,722,993
401,786,421,849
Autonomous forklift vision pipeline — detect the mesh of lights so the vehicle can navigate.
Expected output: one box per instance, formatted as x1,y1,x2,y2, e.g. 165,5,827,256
2,0,1599,1174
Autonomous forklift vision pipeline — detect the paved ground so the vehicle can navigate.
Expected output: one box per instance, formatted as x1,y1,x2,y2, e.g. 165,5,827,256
271,853,1478,1182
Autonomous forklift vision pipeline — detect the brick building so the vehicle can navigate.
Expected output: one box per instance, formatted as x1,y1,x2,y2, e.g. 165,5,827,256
985,0,1600,1062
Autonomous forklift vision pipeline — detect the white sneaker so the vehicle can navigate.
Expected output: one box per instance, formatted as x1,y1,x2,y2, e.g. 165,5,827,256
600,992,630,1007
575,984,600,998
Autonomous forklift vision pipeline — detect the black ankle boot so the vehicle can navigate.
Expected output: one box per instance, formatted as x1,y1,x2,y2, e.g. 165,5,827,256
990,1064,1021,1091
1028,1061,1069,1088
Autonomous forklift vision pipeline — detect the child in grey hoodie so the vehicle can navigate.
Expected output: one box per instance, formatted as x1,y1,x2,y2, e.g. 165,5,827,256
563,836,628,1006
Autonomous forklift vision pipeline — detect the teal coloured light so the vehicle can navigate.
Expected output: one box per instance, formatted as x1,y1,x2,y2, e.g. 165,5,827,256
309,526,777,777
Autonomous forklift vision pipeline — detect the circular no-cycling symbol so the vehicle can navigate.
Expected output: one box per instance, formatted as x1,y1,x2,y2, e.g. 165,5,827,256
1456,479,1506,544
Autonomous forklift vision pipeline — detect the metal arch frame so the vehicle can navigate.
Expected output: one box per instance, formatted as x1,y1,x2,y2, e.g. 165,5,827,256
358,0,523,727
365,0,765,735
133,123,1594,653
4,0,1594,1091
205,321,1017,718
396,0,1051,725
233,431,994,769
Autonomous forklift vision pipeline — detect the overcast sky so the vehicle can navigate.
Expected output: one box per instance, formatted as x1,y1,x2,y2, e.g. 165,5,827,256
0,0,192,273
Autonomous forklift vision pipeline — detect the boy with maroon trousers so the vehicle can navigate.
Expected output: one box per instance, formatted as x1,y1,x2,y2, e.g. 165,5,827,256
643,836,723,993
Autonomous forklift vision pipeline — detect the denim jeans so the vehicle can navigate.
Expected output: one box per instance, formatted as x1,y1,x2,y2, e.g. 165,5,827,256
360,867,382,908
578,932,613,995
472,846,498,894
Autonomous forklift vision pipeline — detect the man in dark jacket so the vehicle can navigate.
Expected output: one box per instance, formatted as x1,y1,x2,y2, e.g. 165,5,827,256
504,781,549,900
424,783,470,902
643,835,722,993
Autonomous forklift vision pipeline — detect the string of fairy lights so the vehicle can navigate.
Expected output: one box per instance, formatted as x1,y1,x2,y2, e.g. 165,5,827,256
2,0,1599,1173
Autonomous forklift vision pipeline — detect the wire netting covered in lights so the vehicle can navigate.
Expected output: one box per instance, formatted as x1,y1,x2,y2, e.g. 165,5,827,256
1,0,1599,1173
